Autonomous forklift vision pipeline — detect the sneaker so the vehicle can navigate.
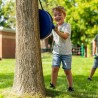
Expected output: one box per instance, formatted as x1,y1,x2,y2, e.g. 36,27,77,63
88,77,92,81
68,87,74,92
50,83,55,89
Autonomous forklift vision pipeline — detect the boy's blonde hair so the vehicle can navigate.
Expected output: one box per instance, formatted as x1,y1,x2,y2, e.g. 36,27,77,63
52,6,66,16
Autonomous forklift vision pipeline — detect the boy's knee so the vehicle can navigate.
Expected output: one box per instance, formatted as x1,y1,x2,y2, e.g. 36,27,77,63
65,70,71,75
52,67,59,73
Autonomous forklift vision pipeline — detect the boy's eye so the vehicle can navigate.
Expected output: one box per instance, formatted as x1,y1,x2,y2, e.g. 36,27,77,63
54,14,61,17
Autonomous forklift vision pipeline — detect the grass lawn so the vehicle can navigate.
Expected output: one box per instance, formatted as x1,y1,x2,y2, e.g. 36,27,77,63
0,52,98,98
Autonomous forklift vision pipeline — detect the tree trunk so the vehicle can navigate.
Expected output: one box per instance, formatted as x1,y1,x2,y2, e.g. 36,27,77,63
12,0,46,97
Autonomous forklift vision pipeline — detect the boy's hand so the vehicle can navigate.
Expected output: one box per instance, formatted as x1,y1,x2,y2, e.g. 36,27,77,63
54,26,58,32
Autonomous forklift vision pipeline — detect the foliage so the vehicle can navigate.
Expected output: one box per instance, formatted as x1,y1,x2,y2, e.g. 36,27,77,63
67,0,98,45
0,53,98,98
0,0,98,45
41,0,98,46
0,0,15,29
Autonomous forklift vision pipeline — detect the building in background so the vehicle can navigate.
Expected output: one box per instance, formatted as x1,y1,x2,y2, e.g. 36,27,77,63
0,27,15,59
0,27,93,59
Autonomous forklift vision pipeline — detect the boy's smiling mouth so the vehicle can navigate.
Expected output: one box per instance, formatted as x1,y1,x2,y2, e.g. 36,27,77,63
56,18,61,22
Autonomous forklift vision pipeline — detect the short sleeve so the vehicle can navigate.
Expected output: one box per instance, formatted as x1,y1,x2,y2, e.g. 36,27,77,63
64,23,71,34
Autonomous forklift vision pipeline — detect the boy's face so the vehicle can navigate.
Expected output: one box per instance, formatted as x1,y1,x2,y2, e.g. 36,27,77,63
53,10,65,25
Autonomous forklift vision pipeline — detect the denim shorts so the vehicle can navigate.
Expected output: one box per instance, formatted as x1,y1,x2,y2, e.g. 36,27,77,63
52,54,72,70
93,58,98,68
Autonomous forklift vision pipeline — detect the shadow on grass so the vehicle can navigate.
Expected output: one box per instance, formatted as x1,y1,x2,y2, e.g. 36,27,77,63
0,72,98,98
44,74,98,98
0,73,14,89
46,88,62,98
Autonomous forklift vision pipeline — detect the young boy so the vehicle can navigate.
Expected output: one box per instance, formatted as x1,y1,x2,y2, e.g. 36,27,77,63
50,6,74,92
88,34,98,81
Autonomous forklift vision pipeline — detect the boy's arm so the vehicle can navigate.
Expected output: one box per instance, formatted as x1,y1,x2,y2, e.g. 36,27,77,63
54,27,69,40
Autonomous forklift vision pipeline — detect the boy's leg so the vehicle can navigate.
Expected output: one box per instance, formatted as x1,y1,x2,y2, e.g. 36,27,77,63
88,58,98,80
89,68,96,79
61,55,73,88
51,66,59,86
51,54,61,87
64,70,73,88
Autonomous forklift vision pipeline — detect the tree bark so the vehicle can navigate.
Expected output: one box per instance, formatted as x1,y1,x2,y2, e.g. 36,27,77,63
12,0,46,97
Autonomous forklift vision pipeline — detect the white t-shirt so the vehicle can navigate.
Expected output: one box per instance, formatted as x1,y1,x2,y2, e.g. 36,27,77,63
94,34,98,55
52,23,72,55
